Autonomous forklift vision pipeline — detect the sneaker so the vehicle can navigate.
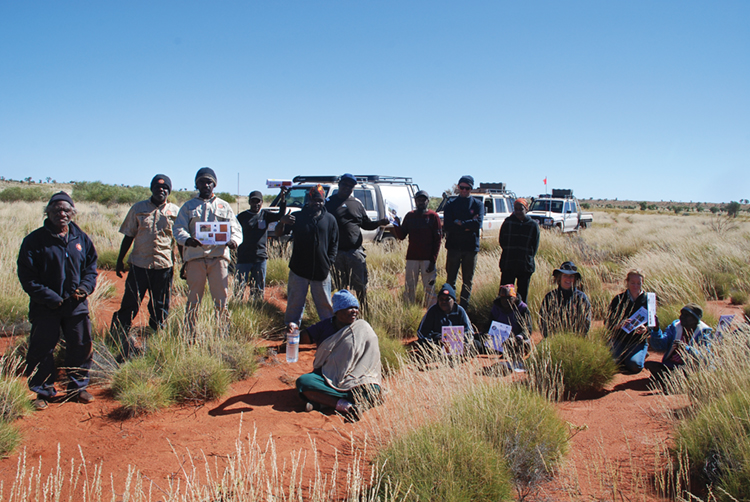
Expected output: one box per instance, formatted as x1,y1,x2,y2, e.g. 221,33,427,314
305,402,315,412
77,390,95,404
33,398,48,411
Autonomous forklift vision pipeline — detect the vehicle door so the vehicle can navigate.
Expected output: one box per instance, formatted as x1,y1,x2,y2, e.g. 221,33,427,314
563,200,577,231
353,185,380,242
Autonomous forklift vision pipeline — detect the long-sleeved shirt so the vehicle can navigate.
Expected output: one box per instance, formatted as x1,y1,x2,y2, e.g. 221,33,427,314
236,200,286,264
17,220,98,319
325,195,381,251
417,303,473,342
392,209,442,262
487,298,532,340
650,320,713,367
606,290,658,345
288,206,339,281
173,195,242,262
538,287,592,337
443,195,483,252
499,214,540,275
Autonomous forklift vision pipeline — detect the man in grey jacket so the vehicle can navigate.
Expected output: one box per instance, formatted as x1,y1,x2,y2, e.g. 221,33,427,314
173,168,242,335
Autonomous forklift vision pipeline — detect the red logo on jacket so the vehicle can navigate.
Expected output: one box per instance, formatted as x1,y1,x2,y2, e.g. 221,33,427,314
76,243,82,251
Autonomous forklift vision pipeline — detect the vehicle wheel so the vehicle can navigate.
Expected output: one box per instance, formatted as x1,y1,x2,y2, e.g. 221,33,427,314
579,221,588,230
380,235,397,252
554,224,563,234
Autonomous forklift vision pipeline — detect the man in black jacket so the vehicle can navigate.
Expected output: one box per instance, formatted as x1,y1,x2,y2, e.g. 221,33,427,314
17,192,98,410
498,198,540,303
277,185,339,327
325,174,388,309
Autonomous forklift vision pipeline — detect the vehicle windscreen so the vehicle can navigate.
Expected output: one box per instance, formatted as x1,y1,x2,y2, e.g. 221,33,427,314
530,199,563,213
284,187,312,208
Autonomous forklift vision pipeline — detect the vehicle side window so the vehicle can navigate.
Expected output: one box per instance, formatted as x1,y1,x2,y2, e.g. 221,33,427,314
551,201,563,213
484,199,493,214
353,189,375,211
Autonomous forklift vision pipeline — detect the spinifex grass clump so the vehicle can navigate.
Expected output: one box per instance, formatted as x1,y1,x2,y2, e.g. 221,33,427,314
376,335,408,375
527,332,618,399
448,383,568,492
0,357,32,456
375,422,513,502
167,351,231,402
675,389,750,501
111,357,173,416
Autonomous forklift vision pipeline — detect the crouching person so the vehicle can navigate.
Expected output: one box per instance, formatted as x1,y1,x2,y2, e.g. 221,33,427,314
645,303,713,385
295,290,382,420
473,284,532,357
416,283,473,357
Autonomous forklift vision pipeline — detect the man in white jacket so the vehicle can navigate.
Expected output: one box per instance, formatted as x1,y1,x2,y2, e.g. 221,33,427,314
174,167,242,334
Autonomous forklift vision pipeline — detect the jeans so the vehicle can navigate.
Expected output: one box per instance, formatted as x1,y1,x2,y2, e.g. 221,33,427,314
500,270,532,304
333,248,368,308
404,259,438,307
112,265,173,332
445,249,478,308
285,270,334,326
235,261,267,300
611,339,649,374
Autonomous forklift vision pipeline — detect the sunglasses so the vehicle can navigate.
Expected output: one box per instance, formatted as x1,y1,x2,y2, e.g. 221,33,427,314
458,185,472,191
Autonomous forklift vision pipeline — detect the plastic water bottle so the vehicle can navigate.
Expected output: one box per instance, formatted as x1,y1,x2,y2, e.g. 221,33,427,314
286,324,300,363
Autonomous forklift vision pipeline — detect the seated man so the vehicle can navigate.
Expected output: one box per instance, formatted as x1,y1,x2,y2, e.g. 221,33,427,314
474,284,532,356
416,283,473,353
295,290,382,419
646,303,713,384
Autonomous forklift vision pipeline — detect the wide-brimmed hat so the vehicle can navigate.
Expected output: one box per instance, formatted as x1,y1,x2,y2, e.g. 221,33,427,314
553,261,581,279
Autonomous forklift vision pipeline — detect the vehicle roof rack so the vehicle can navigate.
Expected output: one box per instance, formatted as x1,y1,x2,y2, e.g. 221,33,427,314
538,189,575,199
292,175,414,184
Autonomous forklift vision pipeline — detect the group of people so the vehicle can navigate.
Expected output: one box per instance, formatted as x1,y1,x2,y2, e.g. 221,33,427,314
16,169,715,415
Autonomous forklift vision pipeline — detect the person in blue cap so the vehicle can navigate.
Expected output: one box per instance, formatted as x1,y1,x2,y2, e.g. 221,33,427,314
173,167,243,335
17,191,98,410
443,175,484,309
325,173,389,310
111,175,180,357
295,289,382,420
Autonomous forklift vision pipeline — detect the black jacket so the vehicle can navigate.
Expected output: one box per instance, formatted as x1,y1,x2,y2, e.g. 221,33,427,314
607,291,648,344
17,220,98,321
499,214,540,274
325,195,380,251
289,207,339,281
236,200,286,263
443,196,484,252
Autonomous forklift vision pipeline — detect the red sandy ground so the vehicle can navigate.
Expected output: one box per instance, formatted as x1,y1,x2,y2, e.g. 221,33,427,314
0,271,743,501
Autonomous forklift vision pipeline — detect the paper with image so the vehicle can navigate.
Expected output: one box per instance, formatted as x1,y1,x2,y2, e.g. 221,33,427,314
385,200,399,224
194,222,231,245
441,326,465,356
621,306,648,334
647,292,657,327
486,321,512,352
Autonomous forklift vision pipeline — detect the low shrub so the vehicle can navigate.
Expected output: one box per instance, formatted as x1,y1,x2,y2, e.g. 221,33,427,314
376,422,513,502
215,192,236,203
166,350,231,402
0,421,22,457
449,383,568,489
0,186,52,202
527,332,618,398
730,290,748,306
675,389,750,501
73,181,151,205
702,270,735,300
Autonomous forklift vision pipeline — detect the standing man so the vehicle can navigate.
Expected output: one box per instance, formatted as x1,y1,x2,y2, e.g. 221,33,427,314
392,190,442,307
17,192,98,410
498,198,540,303
325,174,389,309
277,185,339,327
111,175,179,357
235,188,287,301
173,167,242,335
443,175,484,309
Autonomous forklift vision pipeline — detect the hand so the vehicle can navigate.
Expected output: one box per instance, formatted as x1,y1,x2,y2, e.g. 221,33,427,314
72,289,87,301
115,260,125,278
227,240,238,250
454,219,462,226
180,263,187,280
426,261,435,273
185,237,202,247
634,325,648,336
393,215,401,225
378,218,390,226
280,214,296,225
279,187,288,200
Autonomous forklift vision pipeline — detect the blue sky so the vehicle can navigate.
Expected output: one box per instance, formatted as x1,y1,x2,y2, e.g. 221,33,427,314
1,1,748,203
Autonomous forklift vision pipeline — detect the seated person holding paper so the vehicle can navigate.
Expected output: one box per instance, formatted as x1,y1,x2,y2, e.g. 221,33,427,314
295,289,382,420
474,284,532,356
645,303,713,383
606,269,659,374
416,283,474,352
539,261,592,338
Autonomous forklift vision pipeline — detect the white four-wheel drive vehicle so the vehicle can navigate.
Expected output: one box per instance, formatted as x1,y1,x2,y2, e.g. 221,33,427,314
527,189,593,232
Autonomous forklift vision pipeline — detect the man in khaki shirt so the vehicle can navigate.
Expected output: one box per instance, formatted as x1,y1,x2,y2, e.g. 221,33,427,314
111,175,179,356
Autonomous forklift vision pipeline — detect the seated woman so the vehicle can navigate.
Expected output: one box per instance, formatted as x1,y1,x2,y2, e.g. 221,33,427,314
295,290,382,418
645,303,713,383
417,283,473,353
474,284,532,356
606,269,658,374
538,261,592,337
